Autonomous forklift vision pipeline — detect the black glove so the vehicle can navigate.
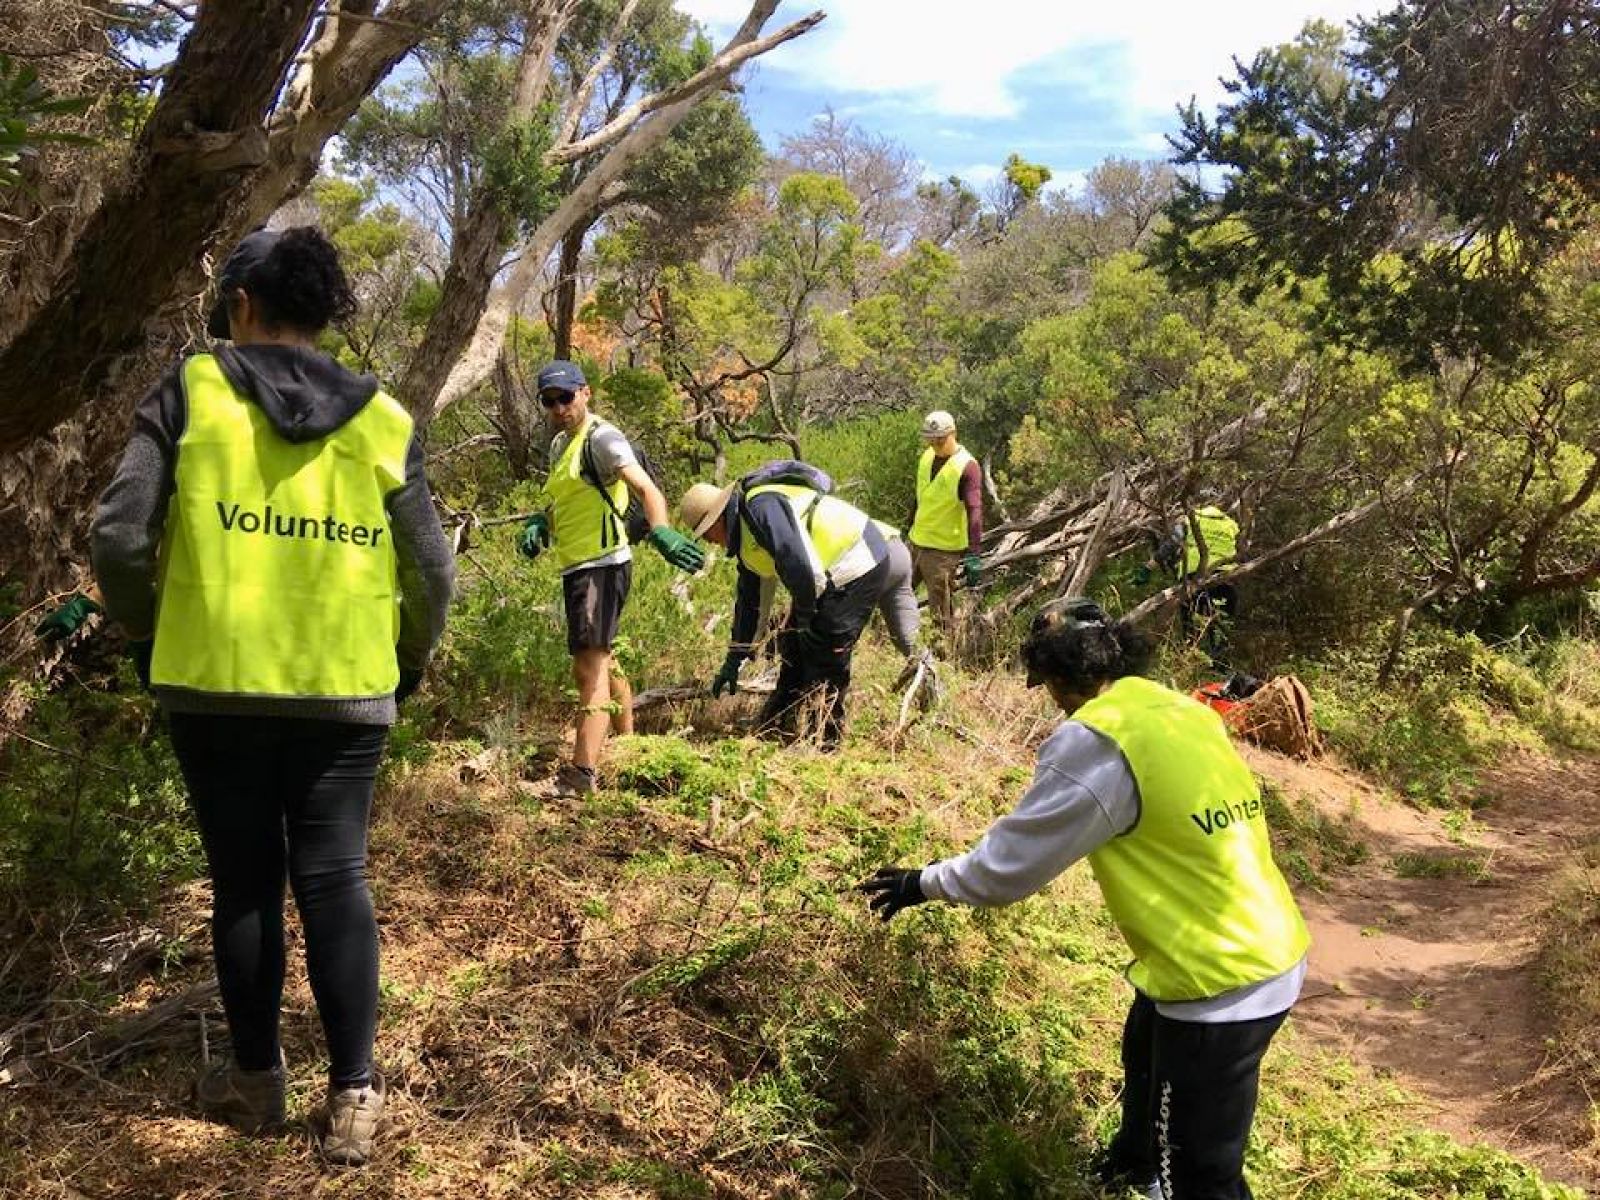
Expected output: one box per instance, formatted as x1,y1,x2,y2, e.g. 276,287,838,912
858,865,927,921
127,639,153,691
396,667,424,704
778,624,829,662
711,652,744,698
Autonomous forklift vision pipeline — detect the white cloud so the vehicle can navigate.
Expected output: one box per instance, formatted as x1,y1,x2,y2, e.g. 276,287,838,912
677,0,1384,120
955,161,1004,186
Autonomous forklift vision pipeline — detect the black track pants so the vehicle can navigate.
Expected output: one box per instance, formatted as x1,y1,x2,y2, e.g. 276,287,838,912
1104,992,1288,1200
761,556,893,747
169,714,387,1088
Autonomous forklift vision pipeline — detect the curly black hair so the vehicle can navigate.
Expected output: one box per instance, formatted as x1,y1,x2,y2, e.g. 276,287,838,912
242,226,357,334
1020,597,1152,690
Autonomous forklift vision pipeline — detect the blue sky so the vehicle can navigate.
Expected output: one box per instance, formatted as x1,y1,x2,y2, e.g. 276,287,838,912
679,0,1382,194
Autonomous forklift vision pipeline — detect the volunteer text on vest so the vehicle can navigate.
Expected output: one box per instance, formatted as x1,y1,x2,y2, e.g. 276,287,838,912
215,502,386,548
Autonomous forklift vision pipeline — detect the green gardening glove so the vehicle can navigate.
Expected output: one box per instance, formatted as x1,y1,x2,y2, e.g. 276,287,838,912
647,525,706,573
962,554,982,589
1131,563,1152,586
517,513,551,559
35,594,102,642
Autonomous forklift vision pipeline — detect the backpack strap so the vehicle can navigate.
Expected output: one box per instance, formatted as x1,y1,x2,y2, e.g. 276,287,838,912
580,420,628,539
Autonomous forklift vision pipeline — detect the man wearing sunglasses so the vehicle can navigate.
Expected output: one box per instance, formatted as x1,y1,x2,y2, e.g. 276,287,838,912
518,361,703,796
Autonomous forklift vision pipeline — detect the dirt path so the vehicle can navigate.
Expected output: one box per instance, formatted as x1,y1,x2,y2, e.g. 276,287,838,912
1246,746,1600,1193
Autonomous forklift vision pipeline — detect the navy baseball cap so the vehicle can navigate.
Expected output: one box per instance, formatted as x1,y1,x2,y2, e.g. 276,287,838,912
537,360,587,393
206,229,281,340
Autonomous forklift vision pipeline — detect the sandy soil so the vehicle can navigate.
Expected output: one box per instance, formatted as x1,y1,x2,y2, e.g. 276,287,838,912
1247,745,1600,1192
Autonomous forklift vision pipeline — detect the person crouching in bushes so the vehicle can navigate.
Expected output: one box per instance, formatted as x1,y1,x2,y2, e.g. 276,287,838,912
90,227,455,1167
680,475,894,750
861,597,1309,1200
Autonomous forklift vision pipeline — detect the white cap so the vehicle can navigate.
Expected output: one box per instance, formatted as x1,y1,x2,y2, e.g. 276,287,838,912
679,482,736,537
920,410,957,440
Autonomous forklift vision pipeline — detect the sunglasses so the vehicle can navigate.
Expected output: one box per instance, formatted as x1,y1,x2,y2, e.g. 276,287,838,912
540,390,577,409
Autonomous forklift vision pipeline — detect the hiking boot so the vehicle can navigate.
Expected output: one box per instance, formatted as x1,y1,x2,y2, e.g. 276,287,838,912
195,1057,286,1133
321,1067,386,1167
551,762,598,798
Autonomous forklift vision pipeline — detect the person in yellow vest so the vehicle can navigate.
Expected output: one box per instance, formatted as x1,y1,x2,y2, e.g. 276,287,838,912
907,410,983,647
89,228,455,1166
679,470,894,748
1135,501,1242,667
516,361,704,796
861,596,1308,1200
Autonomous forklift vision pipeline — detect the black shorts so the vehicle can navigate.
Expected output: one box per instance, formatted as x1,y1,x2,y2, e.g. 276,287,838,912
562,561,632,654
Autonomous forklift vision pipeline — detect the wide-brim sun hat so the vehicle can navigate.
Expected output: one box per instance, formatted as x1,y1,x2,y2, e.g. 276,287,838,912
680,482,736,537
921,409,957,440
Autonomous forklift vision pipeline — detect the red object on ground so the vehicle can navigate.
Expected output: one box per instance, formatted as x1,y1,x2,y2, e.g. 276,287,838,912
1191,683,1240,718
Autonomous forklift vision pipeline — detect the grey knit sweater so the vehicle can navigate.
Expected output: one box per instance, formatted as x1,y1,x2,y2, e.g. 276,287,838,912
90,345,455,725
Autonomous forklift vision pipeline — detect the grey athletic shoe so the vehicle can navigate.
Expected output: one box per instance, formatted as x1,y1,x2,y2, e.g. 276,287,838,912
194,1057,286,1133
321,1067,386,1167
551,762,598,798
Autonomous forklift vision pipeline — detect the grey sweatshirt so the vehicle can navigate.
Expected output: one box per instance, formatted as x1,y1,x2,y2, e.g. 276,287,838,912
921,720,1306,1022
90,345,455,725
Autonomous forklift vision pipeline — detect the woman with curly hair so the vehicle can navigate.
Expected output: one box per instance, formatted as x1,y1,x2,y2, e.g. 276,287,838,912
90,227,454,1166
861,597,1309,1200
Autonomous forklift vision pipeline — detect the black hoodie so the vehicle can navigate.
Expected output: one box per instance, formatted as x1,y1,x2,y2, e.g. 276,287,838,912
90,346,455,724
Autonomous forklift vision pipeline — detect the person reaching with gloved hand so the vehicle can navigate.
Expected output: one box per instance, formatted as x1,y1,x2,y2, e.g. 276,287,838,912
861,596,1308,1200
515,360,703,797
89,226,454,1166
680,466,893,750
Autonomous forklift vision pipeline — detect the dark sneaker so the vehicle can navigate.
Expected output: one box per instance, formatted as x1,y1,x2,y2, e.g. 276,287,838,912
195,1057,286,1133
322,1067,385,1167
551,762,598,798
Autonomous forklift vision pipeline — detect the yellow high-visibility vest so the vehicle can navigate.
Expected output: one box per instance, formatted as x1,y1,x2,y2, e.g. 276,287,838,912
910,444,974,552
1077,676,1310,1002
541,416,630,570
152,354,410,698
1182,506,1239,575
738,483,873,592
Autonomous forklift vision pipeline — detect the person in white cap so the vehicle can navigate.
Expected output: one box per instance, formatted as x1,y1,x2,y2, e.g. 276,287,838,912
679,473,893,749
907,410,983,647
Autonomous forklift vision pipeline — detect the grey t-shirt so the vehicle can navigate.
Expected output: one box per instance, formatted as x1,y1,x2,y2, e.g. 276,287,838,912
549,419,638,575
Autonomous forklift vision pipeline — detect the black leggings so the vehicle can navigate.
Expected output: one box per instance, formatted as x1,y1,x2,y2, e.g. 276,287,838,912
169,714,387,1088
1105,992,1288,1200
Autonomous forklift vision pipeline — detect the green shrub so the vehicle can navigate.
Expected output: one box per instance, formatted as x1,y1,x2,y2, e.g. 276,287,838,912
0,678,200,932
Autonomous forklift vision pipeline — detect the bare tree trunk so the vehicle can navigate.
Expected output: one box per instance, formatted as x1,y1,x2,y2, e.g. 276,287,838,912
552,216,595,359
397,201,518,419
0,0,320,453
0,0,443,667
425,4,825,421
1378,582,1453,686
232,0,453,235
980,454,1010,525
395,0,576,418
1061,471,1125,597
493,347,535,479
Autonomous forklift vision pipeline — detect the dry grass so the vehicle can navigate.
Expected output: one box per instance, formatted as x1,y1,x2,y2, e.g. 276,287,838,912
0,657,1063,1199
